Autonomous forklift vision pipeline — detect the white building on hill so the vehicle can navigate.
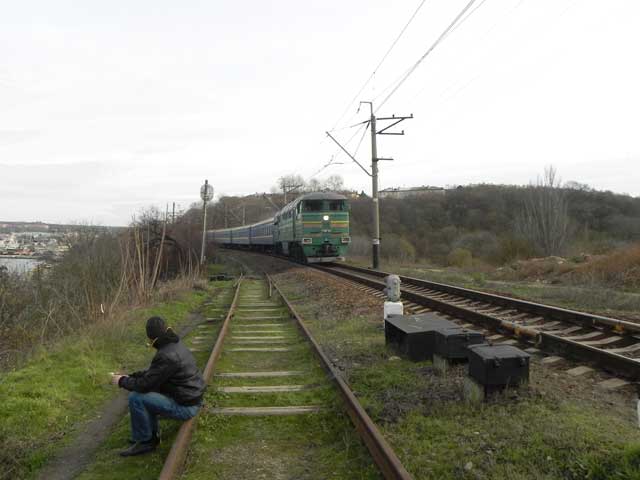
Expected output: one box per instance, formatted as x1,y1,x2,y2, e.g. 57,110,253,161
379,186,445,199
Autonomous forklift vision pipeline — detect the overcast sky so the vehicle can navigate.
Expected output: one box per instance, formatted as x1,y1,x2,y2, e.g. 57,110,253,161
1,0,638,226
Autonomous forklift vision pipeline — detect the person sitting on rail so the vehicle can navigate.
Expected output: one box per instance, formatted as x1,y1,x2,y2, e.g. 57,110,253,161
110,316,206,457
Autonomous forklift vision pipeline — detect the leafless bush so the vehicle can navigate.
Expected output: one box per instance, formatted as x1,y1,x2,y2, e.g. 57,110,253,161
453,230,500,263
0,208,204,369
516,166,571,256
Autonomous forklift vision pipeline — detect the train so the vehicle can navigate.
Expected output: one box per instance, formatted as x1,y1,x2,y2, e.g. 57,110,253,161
208,192,350,263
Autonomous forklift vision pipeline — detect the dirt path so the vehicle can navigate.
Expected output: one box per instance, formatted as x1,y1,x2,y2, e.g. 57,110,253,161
35,313,204,480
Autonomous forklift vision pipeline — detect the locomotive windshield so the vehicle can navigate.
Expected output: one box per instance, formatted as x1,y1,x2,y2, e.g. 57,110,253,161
328,200,347,211
301,199,348,212
302,200,323,212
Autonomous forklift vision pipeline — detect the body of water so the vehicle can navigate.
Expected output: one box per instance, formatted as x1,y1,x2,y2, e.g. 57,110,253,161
0,257,43,274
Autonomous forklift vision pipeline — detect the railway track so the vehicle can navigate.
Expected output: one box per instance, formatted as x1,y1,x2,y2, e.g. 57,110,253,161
159,271,412,479
314,263,640,383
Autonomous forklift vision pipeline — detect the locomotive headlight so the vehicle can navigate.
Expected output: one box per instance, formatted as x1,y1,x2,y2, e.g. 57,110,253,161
323,215,329,221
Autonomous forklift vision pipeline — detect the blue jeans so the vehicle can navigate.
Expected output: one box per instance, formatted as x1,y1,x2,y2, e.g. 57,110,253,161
128,391,200,442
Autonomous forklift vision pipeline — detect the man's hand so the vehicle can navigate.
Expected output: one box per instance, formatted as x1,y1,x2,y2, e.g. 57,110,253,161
110,373,127,386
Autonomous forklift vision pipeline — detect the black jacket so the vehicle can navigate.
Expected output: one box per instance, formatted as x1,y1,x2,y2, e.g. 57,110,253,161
119,336,206,406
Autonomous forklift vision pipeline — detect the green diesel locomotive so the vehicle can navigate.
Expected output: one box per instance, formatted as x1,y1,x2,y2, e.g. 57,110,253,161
209,192,350,263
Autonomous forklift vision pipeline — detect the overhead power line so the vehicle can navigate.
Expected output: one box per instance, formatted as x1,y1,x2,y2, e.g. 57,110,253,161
330,0,429,131
310,122,369,179
447,0,489,37
377,0,479,111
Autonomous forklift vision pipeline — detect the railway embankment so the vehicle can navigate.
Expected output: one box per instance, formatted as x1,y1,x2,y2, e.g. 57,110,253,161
350,252,640,323
0,283,211,480
256,256,640,479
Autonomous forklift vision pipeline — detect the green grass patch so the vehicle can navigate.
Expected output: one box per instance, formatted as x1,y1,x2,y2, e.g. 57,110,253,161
75,281,236,480
0,288,208,479
181,279,379,479
183,406,380,479
277,272,640,479
379,262,640,317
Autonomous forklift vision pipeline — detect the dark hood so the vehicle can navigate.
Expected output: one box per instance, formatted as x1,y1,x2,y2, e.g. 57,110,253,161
154,329,180,349
146,316,180,349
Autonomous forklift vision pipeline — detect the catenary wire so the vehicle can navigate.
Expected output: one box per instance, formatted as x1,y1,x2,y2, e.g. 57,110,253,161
376,0,479,112
329,0,430,131
308,122,369,179
369,0,489,112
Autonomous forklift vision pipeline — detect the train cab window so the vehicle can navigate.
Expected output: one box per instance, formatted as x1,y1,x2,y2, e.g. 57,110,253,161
329,200,346,211
303,200,323,212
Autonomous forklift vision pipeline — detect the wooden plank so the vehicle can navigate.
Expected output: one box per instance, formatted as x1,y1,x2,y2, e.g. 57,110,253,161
564,331,605,341
216,371,304,378
235,319,288,323
234,324,287,328
540,355,564,365
235,315,287,320
218,385,306,393
598,378,630,390
227,347,292,352
231,332,288,336
582,336,624,346
208,406,321,416
231,336,287,340
609,343,640,354
229,340,291,345
566,366,594,377
238,309,282,313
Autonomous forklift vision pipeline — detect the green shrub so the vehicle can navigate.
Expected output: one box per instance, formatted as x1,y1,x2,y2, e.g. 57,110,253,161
447,248,472,268
497,235,536,264
471,272,487,287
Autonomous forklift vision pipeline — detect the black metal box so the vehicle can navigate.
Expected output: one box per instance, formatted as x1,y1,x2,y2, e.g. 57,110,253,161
385,313,456,361
434,327,485,360
209,274,230,281
467,344,530,387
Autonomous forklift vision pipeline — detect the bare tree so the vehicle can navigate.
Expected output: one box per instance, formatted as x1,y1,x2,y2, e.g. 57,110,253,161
277,174,305,192
325,174,344,191
516,165,570,256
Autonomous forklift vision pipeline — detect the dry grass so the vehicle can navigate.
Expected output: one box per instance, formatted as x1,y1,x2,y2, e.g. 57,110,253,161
571,243,640,289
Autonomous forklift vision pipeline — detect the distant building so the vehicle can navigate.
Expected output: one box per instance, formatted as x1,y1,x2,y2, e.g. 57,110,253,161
379,185,445,199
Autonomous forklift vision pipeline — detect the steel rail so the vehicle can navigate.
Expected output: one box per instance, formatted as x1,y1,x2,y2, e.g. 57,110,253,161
317,265,640,380
159,275,244,480
333,263,640,335
267,274,413,480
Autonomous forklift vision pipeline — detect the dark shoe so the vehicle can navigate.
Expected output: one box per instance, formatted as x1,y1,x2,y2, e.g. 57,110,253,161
119,440,157,457
128,433,160,446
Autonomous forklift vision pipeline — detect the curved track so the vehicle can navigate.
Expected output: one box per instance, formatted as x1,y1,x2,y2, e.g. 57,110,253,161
316,263,640,381
159,275,244,480
160,266,413,480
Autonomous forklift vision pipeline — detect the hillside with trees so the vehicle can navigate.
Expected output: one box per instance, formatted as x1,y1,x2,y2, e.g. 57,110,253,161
348,168,640,269
197,169,640,292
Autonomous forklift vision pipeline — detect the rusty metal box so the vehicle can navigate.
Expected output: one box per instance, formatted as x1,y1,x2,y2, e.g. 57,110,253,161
467,344,530,387
385,313,456,361
434,327,485,360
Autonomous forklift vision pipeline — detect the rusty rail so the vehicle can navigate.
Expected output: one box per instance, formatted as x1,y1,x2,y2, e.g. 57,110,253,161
159,275,243,480
317,264,640,381
267,274,413,480
334,263,640,335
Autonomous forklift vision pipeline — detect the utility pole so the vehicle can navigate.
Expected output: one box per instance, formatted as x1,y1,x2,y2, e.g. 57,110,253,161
326,102,412,270
282,182,303,205
200,180,214,266
369,107,381,270
172,202,176,223
262,193,281,212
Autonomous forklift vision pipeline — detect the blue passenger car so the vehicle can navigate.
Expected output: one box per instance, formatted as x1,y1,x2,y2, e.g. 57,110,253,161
250,219,274,247
209,192,350,262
